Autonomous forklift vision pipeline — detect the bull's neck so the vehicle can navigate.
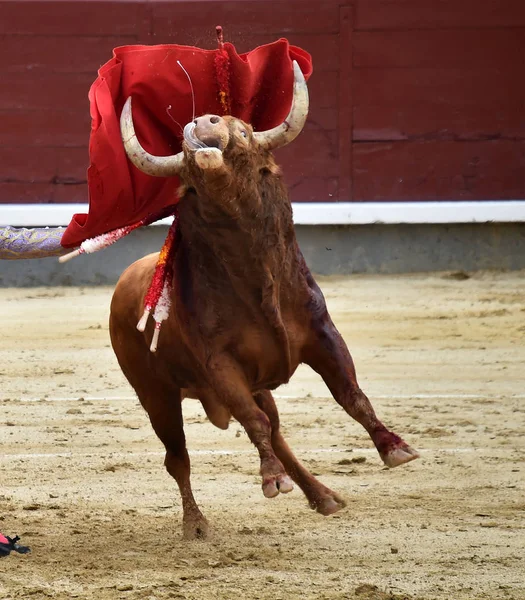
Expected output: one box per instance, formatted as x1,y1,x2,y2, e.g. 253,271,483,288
176,181,300,292
173,175,302,380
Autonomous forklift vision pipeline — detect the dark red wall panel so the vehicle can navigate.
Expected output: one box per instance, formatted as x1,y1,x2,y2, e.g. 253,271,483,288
353,141,525,201
353,29,525,69
354,67,524,141
0,0,349,205
0,0,524,206
355,0,525,30
0,110,90,147
351,13,525,200
0,147,88,183
151,1,342,38
0,182,87,204
0,1,150,36
1,74,94,111
1,35,138,74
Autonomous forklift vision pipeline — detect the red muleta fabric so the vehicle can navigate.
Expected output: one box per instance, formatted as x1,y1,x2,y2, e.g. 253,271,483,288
60,39,312,248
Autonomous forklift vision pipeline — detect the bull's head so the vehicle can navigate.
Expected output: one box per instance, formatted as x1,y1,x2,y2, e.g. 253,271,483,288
120,61,308,185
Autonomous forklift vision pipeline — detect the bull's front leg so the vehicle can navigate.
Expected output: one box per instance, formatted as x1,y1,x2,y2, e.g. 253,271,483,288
302,315,419,467
207,356,294,498
254,390,346,515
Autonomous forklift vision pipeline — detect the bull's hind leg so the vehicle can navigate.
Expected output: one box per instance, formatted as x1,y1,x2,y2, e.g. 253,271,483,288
303,319,419,468
115,368,209,538
254,390,346,515
142,386,210,539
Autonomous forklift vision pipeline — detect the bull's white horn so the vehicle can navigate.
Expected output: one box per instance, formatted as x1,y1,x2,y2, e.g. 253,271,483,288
120,97,184,177
253,60,309,151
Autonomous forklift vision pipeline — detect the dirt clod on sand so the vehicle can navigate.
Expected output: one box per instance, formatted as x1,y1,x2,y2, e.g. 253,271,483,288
1,271,524,600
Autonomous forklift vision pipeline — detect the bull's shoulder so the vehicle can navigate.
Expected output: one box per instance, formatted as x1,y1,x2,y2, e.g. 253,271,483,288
112,252,160,310
116,253,159,288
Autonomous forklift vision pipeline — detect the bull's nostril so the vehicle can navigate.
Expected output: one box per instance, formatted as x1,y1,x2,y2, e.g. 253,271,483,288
210,116,220,124
193,119,198,125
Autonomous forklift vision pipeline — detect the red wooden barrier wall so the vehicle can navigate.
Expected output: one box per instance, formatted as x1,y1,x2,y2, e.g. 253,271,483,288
0,0,524,207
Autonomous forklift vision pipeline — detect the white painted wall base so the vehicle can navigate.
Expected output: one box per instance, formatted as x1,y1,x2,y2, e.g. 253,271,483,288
1,201,525,228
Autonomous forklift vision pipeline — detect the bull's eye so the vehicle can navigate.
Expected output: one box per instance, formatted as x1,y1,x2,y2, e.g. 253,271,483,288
240,130,247,138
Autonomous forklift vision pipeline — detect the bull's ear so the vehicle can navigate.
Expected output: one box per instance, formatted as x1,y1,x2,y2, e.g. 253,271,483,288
253,61,309,151
121,97,184,177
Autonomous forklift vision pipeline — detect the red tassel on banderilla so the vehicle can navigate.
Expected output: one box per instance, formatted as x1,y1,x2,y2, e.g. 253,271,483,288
214,25,232,116
136,213,180,352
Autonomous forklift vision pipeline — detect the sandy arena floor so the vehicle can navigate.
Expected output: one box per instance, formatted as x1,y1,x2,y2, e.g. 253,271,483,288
0,271,524,600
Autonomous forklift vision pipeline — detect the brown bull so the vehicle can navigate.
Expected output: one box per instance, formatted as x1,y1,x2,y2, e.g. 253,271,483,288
109,62,419,539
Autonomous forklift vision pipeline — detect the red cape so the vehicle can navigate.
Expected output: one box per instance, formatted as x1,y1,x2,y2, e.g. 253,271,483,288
61,39,312,248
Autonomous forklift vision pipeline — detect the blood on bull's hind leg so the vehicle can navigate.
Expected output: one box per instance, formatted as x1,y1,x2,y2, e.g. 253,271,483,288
208,358,293,498
304,320,419,467
254,390,346,515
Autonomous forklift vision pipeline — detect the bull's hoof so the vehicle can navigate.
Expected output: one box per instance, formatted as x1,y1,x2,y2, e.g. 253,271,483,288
183,516,210,540
262,474,294,498
381,443,420,468
309,490,346,516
